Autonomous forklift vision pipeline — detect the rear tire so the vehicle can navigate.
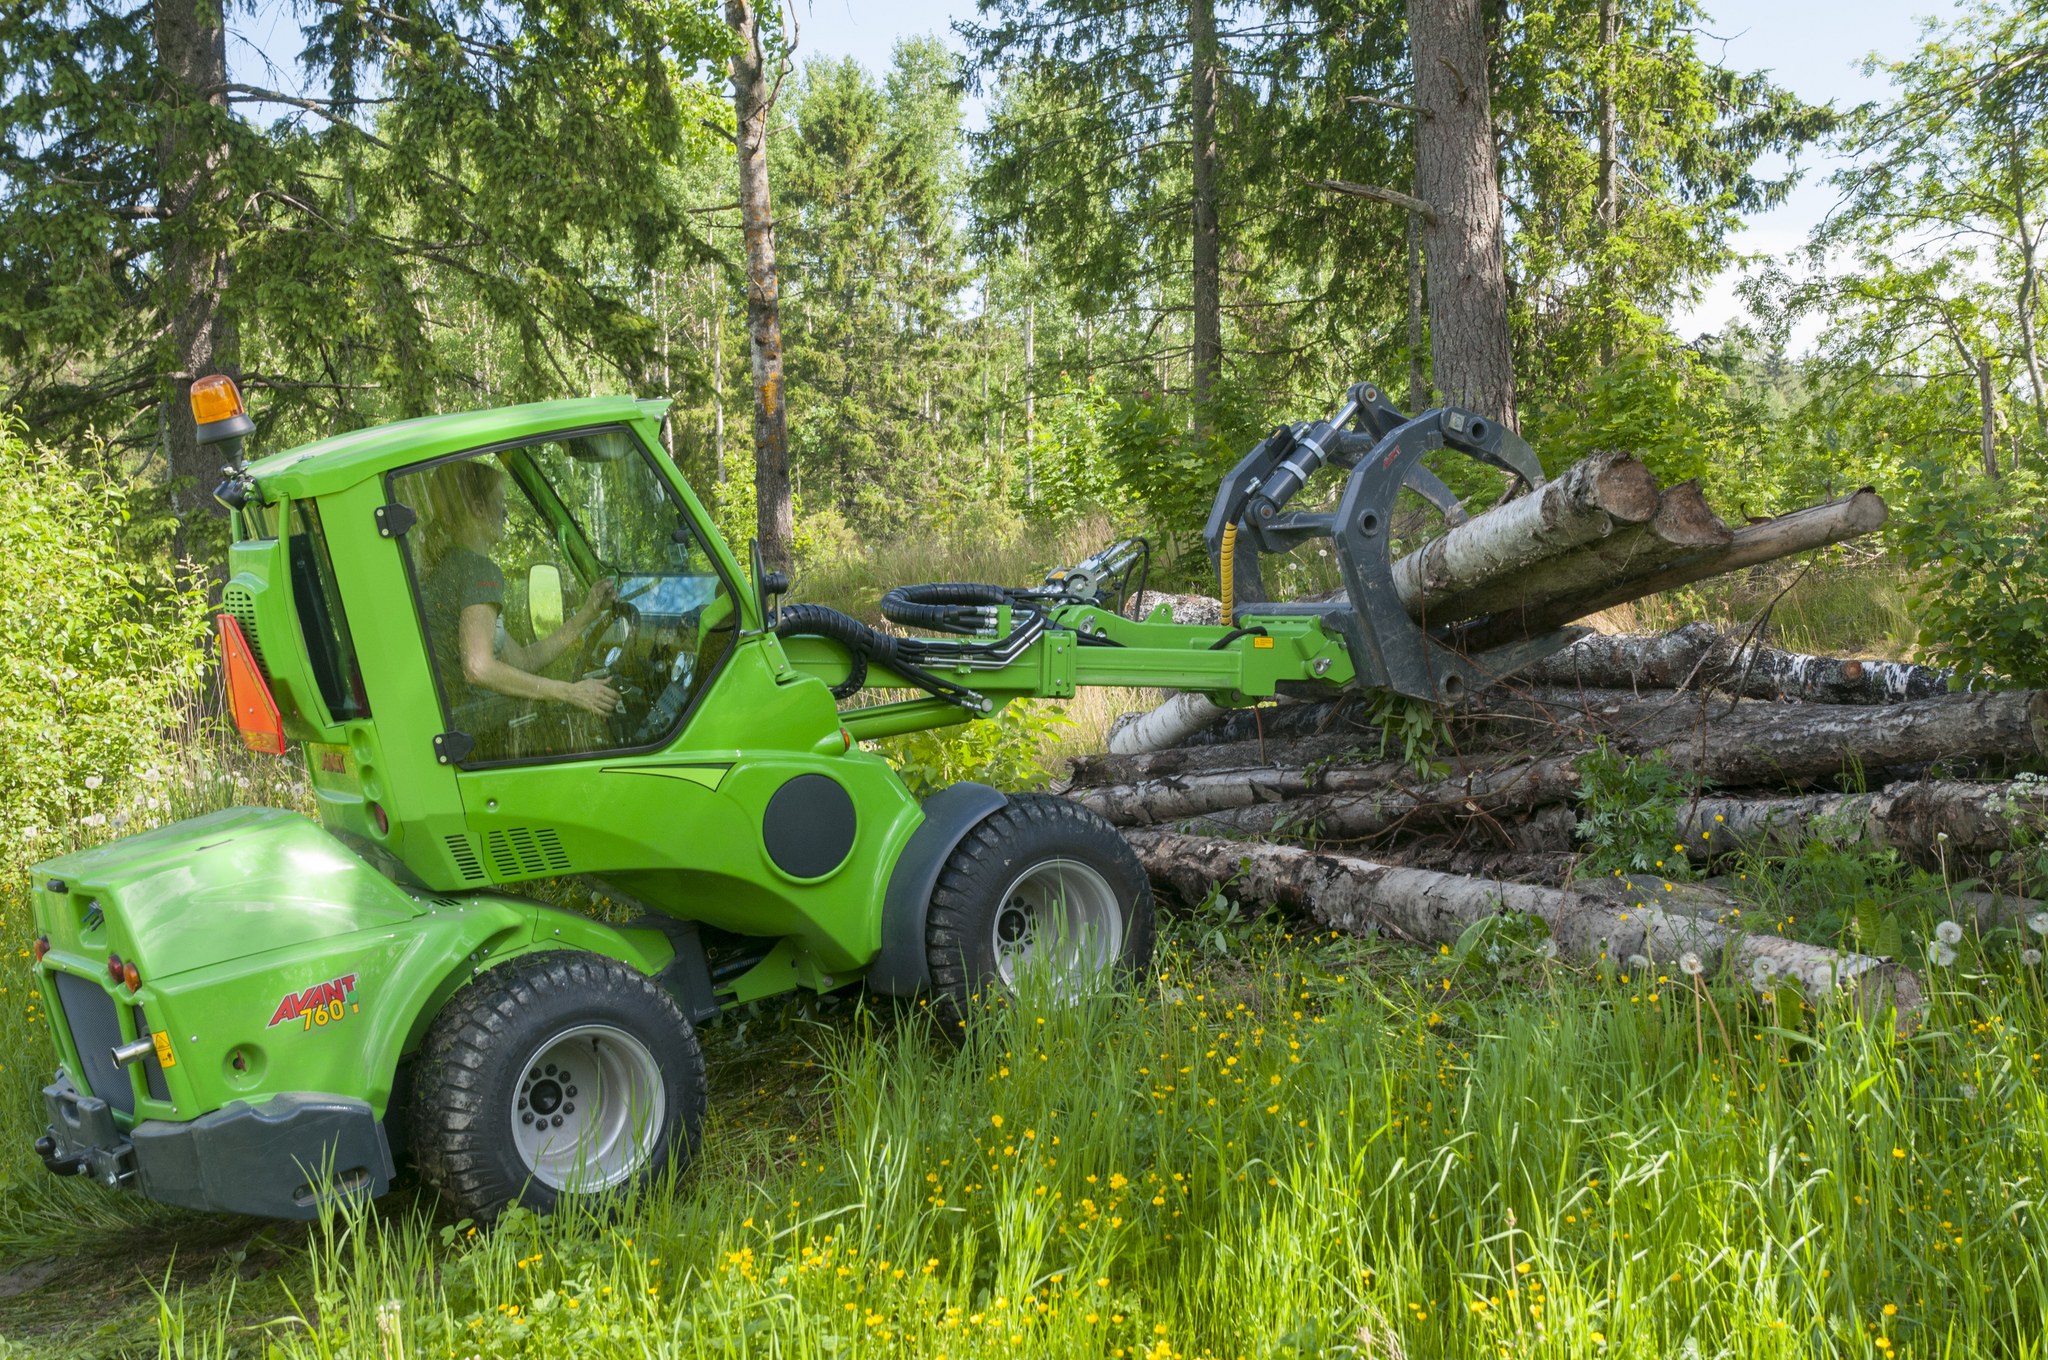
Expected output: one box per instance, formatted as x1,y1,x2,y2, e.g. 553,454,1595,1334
925,794,1154,1017
410,952,706,1220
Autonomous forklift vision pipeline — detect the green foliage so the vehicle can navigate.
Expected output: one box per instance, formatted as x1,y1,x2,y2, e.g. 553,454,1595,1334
1895,461,2048,685
876,701,1073,800
1573,739,1695,877
0,419,209,878
1355,690,1452,780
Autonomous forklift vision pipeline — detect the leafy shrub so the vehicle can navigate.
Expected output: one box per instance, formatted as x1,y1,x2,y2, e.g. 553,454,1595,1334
0,417,210,876
1572,739,1694,877
878,701,1072,799
1894,460,2048,686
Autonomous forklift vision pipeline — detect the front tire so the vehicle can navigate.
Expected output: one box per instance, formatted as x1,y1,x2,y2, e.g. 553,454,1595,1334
925,794,1155,1014
410,953,706,1220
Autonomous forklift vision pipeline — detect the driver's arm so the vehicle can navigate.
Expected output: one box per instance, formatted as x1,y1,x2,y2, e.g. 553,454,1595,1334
458,604,618,716
499,576,617,673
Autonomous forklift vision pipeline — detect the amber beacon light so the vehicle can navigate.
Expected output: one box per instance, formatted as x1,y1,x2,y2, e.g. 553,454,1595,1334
190,374,255,447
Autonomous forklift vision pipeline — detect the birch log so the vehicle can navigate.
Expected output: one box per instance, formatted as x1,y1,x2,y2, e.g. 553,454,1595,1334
1125,828,1922,1028
1518,622,1953,703
1392,451,1661,620
1678,779,2048,870
1457,489,1888,650
1107,693,1229,756
1425,481,1730,627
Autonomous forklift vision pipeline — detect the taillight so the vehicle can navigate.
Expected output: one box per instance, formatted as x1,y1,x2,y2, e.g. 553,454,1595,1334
31,936,49,963
106,953,124,982
369,801,389,836
217,613,286,755
123,962,141,992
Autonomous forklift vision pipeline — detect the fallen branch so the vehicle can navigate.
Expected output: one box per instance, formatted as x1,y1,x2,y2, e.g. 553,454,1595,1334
1126,829,1923,1029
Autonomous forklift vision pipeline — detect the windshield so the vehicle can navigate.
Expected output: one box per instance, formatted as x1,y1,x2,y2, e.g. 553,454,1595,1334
390,428,734,765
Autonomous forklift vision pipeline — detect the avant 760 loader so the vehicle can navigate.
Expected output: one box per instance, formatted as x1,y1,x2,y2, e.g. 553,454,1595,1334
26,377,1584,1221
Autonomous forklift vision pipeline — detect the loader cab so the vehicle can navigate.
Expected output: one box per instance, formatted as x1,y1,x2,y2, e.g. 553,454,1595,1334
382,427,740,766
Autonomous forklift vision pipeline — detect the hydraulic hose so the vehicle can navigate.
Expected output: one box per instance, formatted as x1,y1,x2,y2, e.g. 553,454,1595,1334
773,604,878,699
1220,522,1238,624
879,582,1014,634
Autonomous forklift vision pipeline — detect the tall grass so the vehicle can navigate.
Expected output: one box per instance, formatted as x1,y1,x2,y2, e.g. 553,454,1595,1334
29,905,2041,1358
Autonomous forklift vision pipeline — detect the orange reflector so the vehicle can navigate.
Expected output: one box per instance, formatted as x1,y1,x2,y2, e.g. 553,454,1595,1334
32,936,49,963
217,614,286,755
123,962,140,992
190,374,245,426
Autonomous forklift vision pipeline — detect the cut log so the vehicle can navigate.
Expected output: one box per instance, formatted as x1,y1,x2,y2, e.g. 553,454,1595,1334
1393,451,1662,621
1678,779,2048,871
1125,829,1922,1028
1107,692,1228,756
1458,489,1888,651
1517,622,1953,704
1068,730,1378,789
1097,755,1583,842
1428,481,1731,628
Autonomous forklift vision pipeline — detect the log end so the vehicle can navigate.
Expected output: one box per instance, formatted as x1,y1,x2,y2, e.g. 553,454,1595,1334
1587,452,1663,525
1649,480,1734,549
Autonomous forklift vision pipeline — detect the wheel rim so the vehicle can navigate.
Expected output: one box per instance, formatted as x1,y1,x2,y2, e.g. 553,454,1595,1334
508,1024,665,1193
990,858,1124,995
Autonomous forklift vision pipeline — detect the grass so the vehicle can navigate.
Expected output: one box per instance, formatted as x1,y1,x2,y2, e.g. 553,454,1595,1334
1590,554,1920,661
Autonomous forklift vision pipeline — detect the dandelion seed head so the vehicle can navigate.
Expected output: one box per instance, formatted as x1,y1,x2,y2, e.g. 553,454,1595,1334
1929,941,1958,967
1935,920,1964,945
1679,952,1704,977
2023,948,2042,967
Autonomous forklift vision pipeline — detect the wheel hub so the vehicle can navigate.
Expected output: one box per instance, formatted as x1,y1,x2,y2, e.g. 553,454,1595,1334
507,1026,664,1192
989,858,1123,996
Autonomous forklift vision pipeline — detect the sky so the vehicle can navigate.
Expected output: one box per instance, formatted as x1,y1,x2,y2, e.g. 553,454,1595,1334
233,0,1954,353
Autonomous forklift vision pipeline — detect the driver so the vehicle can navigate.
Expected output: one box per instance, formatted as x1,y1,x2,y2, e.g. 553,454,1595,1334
418,458,620,724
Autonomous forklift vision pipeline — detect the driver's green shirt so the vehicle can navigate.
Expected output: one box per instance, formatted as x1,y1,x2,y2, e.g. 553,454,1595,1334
420,545,504,708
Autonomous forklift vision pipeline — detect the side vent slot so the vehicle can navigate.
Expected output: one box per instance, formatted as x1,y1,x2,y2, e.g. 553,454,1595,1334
221,584,265,669
484,827,571,879
443,835,486,883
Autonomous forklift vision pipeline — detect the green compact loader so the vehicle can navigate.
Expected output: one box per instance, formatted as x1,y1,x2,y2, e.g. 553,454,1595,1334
27,376,1575,1220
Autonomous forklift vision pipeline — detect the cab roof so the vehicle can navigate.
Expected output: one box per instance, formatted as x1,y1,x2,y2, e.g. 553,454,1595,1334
243,396,672,499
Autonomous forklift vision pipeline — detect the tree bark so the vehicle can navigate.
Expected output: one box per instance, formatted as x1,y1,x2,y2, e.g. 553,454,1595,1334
1406,205,1427,410
1980,350,2001,480
1126,830,1923,1027
1677,779,2048,872
1517,622,1954,703
1595,0,1619,367
726,0,794,570
1409,0,1515,427
154,0,235,563
1188,0,1223,417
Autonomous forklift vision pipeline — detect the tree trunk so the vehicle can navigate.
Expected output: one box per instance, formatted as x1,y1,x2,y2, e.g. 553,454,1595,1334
1406,205,1427,411
1188,0,1223,418
711,280,727,483
1126,830,1923,1027
1979,351,2001,480
726,0,794,570
1517,621,1954,703
1409,0,1515,427
1021,240,1037,503
154,0,235,564
1595,0,1619,367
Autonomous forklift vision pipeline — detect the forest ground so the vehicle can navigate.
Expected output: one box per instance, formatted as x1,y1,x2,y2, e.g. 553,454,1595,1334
4,561,2041,1360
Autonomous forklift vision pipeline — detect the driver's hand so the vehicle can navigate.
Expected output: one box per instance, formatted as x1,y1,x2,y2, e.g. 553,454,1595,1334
563,677,621,716
573,576,618,626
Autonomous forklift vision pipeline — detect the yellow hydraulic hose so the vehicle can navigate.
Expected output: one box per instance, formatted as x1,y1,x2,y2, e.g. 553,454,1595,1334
1220,522,1237,624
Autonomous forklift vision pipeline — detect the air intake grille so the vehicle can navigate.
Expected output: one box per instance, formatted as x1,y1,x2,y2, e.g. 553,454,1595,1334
53,972,130,1115
221,584,264,668
484,827,571,880
443,835,486,883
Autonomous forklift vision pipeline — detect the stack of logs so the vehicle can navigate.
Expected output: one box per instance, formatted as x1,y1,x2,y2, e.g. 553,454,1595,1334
1068,458,2048,1030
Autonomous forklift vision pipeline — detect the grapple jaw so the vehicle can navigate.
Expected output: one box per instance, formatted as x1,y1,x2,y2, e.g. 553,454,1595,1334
1204,381,1585,704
